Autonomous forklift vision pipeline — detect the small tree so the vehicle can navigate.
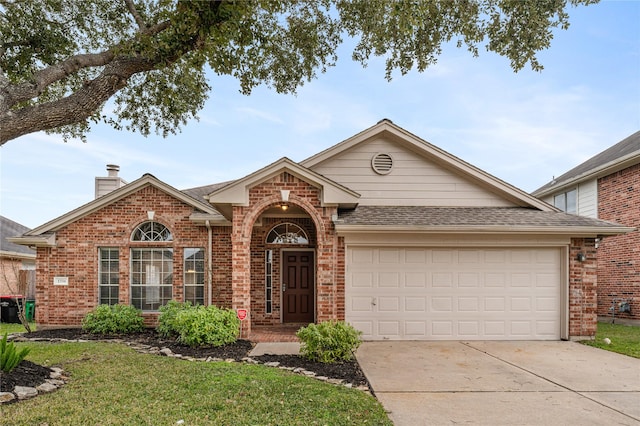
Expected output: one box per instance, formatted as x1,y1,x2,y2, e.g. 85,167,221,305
0,258,33,333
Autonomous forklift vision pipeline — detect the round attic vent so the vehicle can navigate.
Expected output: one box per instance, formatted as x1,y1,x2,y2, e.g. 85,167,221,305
371,153,393,175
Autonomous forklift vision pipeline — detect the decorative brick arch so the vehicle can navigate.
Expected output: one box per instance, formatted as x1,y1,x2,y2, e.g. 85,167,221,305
231,181,339,337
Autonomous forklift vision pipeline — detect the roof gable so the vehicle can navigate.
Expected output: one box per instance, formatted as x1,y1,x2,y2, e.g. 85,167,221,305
20,174,226,240
533,130,640,197
302,119,554,211
205,157,360,214
0,216,36,258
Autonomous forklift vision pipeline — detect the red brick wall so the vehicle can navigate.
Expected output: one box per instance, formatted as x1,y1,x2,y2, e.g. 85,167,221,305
231,172,340,336
597,163,640,321
569,238,598,338
34,185,211,327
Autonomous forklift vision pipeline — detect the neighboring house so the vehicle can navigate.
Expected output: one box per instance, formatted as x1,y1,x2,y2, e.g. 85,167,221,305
10,120,633,340
533,131,640,323
1,216,36,298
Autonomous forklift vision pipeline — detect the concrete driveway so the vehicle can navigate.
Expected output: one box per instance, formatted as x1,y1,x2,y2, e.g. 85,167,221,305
356,341,640,425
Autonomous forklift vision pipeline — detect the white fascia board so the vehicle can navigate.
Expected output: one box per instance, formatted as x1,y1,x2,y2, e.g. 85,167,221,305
207,157,360,207
533,152,640,198
7,234,57,248
303,120,555,211
333,224,635,237
0,250,37,260
25,175,220,236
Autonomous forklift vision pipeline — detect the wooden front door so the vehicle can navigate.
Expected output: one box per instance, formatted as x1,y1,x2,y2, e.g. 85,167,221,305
282,251,314,323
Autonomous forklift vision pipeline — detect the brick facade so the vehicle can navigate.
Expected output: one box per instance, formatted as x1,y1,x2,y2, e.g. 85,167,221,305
31,173,600,339
569,238,598,338
597,163,640,321
34,186,210,326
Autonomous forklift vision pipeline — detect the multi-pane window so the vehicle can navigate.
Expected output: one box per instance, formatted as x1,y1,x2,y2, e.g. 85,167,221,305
266,223,308,244
554,189,577,214
265,250,273,314
184,248,205,305
130,248,173,311
132,221,173,241
99,248,119,305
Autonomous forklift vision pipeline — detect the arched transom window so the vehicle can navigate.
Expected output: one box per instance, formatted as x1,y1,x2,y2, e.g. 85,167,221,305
131,221,173,242
266,223,309,244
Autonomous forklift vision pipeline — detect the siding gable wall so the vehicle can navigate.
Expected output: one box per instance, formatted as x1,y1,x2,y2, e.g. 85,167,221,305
309,136,517,207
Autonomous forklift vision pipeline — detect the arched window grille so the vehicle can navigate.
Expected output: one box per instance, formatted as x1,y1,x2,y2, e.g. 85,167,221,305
266,223,309,244
131,221,173,242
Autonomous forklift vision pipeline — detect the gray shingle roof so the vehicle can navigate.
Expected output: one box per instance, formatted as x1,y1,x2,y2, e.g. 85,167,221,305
336,206,629,230
0,216,36,256
534,131,640,194
181,181,235,205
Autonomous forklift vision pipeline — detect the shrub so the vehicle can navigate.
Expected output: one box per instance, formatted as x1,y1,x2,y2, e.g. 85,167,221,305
82,304,145,335
1,332,30,372
157,300,193,338
158,304,240,347
296,321,363,363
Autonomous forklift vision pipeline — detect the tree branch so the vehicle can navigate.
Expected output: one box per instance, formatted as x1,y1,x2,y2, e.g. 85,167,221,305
124,0,147,30
0,56,155,144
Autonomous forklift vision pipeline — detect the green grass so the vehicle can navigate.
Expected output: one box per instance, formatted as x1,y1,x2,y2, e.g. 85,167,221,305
581,322,640,359
2,341,392,425
0,322,35,335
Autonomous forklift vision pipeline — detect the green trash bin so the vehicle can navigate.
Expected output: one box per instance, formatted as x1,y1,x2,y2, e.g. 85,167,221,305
25,299,35,321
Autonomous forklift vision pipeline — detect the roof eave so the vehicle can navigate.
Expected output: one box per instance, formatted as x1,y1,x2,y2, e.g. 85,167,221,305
533,151,640,197
0,250,36,260
7,234,57,248
333,224,635,237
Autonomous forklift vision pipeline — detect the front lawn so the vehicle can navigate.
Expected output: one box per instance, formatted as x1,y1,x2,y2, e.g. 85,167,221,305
581,322,640,359
0,322,35,335
1,341,391,425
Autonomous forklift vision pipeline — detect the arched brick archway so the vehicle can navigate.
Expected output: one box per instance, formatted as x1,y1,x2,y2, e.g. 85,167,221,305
231,181,339,337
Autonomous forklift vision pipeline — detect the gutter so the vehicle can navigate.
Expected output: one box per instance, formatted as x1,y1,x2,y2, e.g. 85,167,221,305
206,220,213,307
333,224,636,237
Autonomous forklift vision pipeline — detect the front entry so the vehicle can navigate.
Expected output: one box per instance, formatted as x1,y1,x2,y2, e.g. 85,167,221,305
282,251,315,323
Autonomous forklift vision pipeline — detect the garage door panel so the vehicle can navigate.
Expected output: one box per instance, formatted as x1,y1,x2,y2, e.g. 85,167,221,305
346,247,561,340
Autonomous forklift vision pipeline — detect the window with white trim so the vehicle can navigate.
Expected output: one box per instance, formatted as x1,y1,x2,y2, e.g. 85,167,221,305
554,189,577,214
99,248,119,305
184,248,205,305
130,221,173,311
130,248,173,311
266,223,308,244
265,250,273,314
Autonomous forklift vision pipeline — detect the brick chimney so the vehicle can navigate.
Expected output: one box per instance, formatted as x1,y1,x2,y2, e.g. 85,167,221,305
95,164,127,198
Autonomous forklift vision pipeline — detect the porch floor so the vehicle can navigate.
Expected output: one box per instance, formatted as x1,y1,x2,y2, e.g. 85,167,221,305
247,324,305,342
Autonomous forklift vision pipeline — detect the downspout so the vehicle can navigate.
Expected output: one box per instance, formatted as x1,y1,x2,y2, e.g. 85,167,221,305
206,220,212,306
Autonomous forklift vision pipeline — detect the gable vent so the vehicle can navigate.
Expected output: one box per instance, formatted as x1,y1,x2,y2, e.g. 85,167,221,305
371,153,393,175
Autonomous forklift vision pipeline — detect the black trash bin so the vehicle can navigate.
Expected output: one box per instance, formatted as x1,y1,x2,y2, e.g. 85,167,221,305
0,295,23,324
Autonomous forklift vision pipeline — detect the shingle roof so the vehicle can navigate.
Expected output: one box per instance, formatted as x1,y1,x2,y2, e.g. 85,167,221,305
533,131,640,194
336,206,629,232
181,180,235,203
0,216,36,256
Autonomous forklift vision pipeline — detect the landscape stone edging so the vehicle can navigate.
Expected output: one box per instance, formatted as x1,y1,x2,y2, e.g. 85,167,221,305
0,366,68,404
5,335,371,396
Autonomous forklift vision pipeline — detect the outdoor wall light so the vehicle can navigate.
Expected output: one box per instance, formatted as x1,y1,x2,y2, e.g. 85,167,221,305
576,253,587,262
280,203,289,211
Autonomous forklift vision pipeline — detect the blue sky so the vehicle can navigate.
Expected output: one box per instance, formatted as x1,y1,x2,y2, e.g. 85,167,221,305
1,1,639,229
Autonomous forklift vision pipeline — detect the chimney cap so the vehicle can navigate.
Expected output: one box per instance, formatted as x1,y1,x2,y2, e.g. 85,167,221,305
106,164,120,171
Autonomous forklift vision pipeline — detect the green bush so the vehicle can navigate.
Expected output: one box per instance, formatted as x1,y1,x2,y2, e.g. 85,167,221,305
157,302,239,347
296,321,363,363
1,332,30,372
157,300,192,338
82,304,145,335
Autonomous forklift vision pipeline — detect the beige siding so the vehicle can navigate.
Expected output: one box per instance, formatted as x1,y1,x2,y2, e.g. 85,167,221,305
578,180,597,218
310,137,517,207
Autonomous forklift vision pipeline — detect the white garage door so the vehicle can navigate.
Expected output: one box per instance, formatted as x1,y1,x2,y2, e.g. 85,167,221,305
346,247,561,340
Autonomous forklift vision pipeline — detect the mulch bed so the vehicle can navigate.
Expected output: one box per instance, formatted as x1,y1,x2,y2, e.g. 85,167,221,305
3,328,369,394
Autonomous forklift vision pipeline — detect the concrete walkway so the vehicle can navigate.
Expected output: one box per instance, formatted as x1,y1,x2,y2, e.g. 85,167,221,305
356,341,640,425
249,342,300,356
